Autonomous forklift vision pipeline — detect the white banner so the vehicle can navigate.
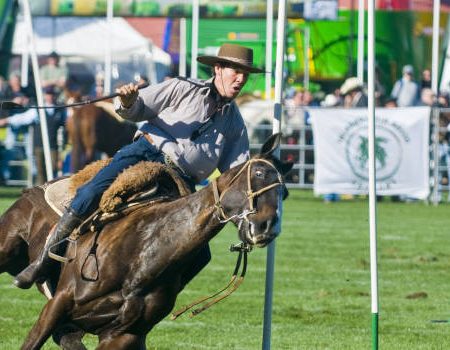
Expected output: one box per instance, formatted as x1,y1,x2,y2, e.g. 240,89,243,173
310,107,431,199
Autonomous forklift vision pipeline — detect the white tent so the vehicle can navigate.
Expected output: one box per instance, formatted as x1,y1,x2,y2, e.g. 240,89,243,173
12,16,172,83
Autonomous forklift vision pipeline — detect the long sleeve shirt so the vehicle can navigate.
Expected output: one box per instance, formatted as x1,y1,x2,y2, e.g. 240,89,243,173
115,77,249,183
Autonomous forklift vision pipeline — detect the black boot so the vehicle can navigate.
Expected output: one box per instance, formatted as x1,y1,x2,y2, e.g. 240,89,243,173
14,209,83,289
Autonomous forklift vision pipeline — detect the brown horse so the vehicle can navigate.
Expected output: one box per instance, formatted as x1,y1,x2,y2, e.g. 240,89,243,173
0,134,292,350
66,101,137,172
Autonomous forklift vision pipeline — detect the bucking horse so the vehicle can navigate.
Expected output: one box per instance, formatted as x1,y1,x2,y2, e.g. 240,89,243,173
0,133,292,349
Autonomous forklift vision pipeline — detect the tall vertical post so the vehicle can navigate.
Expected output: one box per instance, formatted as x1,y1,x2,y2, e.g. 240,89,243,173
104,0,113,95
190,0,199,79
367,0,379,348
179,18,187,77
357,0,365,83
21,0,53,182
265,0,273,100
262,1,286,349
303,26,310,91
431,0,441,205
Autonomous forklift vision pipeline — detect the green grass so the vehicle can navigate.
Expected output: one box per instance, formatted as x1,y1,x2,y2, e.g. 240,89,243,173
1,187,450,349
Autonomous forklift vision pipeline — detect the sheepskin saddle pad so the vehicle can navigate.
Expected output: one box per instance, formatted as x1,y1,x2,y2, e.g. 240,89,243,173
44,159,193,217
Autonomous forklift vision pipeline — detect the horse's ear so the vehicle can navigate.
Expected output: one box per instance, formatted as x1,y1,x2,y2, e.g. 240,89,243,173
260,133,282,156
280,161,294,175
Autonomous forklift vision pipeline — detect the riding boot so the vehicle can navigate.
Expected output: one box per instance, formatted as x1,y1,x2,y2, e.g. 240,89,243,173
14,208,83,289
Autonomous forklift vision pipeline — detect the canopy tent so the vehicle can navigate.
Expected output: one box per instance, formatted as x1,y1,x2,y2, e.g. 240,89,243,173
12,16,172,83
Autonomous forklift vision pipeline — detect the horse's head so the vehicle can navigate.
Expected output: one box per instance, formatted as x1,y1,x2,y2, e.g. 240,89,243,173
214,133,293,248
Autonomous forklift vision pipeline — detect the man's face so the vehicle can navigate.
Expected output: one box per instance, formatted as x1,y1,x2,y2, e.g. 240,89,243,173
214,64,249,99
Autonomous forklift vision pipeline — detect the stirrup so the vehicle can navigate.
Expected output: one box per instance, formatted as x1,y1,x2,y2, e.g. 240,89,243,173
48,238,77,263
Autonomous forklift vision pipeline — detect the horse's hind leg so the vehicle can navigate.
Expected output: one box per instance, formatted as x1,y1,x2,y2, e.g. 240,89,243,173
21,292,71,350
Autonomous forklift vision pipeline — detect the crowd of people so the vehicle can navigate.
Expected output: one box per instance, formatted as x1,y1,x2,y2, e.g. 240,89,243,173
0,52,69,185
1,55,450,192
279,64,450,202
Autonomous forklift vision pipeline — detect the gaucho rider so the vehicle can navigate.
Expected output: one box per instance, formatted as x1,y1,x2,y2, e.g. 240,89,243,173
14,43,264,289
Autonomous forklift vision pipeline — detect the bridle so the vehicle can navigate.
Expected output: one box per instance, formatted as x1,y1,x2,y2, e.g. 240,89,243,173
212,158,284,223
171,158,284,320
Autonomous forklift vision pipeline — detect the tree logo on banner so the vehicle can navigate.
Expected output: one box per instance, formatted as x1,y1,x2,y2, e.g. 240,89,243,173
342,117,407,184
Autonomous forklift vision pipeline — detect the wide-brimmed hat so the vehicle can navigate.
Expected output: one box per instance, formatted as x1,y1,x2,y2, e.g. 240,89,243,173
340,77,363,95
197,43,264,73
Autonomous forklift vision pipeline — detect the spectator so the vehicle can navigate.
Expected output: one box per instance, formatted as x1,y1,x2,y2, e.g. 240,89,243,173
284,88,306,127
383,97,398,108
40,51,68,102
3,72,29,100
0,75,8,99
419,88,435,107
420,68,432,90
0,93,35,183
390,65,420,107
0,87,66,185
340,77,368,107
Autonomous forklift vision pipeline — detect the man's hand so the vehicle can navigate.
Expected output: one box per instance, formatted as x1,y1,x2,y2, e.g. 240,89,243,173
0,118,9,127
116,83,139,109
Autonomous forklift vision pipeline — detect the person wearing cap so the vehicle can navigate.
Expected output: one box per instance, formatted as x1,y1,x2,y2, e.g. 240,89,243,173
40,51,68,101
390,64,420,107
340,77,368,107
14,43,264,290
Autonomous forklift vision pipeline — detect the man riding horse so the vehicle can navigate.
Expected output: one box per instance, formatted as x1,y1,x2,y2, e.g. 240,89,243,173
14,43,264,290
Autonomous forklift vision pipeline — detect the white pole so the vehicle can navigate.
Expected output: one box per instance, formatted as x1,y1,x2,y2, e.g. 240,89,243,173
431,0,441,95
357,0,365,83
265,0,273,100
431,0,441,205
179,18,187,77
21,0,53,182
190,0,199,79
20,51,29,87
262,1,286,349
367,0,379,347
303,26,310,91
104,0,113,95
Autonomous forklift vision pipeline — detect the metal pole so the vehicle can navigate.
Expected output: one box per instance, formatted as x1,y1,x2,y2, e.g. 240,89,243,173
104,0,113,95
303,26,310,91
190,0,199,79
431,0,441,95
357,0,365,83
21,0,53,182
431,0,441,205
262,1,286,349
367,0,379,348
179,18,187,77
265,0,273,100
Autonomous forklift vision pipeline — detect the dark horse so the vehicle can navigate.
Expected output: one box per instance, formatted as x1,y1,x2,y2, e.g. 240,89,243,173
0,134,292,349
66,101,137,172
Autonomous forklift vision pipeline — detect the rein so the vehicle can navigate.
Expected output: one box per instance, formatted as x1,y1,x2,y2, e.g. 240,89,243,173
171,159,284,319
171,242,252,320
212,158,284,223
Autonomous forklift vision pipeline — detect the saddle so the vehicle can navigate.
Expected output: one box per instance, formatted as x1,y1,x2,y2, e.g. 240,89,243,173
45,159,193,235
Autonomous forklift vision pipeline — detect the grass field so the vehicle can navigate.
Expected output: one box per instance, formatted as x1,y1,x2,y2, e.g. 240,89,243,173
1,187,450,349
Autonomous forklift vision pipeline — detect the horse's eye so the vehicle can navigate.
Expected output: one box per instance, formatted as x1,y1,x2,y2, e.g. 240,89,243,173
255,170,264,178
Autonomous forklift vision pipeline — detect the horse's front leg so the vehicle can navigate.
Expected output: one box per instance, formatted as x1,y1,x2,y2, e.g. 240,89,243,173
52,322,87,350
21,291,72,350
